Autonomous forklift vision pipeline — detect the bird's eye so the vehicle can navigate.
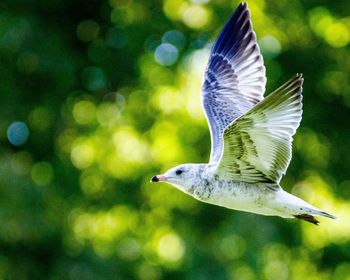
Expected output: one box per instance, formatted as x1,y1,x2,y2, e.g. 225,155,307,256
175,169,183,175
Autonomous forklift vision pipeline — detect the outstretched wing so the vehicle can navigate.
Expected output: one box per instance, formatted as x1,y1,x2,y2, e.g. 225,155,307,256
202,3,266,164
215,74,303,183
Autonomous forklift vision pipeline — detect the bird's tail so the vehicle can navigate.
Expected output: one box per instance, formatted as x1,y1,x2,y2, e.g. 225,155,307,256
277,190,336,225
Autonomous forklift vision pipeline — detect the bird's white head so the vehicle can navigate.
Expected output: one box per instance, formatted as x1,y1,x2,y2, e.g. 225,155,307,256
150,164,206,194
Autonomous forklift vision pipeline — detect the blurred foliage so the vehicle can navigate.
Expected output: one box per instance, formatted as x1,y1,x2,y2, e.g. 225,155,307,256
0,0,350,279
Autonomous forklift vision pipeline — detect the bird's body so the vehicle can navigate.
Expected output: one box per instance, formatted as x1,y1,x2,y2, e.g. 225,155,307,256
165,163,333,224
151,2,335,224
174,164,282,216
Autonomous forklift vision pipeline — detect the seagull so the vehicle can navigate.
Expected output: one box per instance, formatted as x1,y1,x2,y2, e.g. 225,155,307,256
150,2,335,225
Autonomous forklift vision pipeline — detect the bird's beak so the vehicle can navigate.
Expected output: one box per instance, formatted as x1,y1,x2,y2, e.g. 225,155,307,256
150,175,166,182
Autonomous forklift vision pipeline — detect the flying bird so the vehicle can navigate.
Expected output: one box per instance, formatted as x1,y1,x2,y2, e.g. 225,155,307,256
151,2,335,225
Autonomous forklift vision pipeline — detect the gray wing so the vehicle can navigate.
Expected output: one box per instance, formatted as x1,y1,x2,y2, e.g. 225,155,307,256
202,3,266,164
215,74,303,183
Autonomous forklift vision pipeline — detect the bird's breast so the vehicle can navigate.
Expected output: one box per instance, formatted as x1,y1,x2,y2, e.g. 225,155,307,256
191,177,278,211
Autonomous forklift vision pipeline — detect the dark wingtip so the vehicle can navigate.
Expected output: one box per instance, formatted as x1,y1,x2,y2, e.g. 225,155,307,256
239,2,249,13
234,2,249,17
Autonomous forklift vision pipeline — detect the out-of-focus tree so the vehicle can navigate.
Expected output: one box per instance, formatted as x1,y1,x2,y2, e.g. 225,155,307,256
0,0,350,279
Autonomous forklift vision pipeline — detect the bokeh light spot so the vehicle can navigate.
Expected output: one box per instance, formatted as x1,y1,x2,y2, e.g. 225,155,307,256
325,22,349,47
7,121,29,146
31,161,54,186
81,67,106,91
10,151,33,176
0,18,30,52
152,86,184,114
182,5,210,29
309,7,333,37
163,0,187,20
157,232,185,262
106,28,128,49
151,123,183,164
80,169,105,196
217,234,246,261
113,129,149,163
231,266,256,280
188,48,210,75
77,20,100,43
264,260,289,280
322,70,348,95
154,43,179,66
96,102,120,127
116,238,141,261
72,206,137,246
28,107,53,131
259,35,282,58
73,100,96,125
162,30,186,50
71,142,95,169
137,263,162,280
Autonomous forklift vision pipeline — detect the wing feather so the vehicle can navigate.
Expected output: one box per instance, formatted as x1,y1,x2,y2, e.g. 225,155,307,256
215,74,304,183
202,3,266,163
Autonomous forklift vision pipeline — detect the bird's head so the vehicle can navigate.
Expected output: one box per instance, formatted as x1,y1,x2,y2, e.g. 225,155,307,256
150,164,205,194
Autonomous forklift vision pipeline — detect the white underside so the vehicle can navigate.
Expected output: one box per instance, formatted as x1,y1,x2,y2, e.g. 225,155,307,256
195,185,323,219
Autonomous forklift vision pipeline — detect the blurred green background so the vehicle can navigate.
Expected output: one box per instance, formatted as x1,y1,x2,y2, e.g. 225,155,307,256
1,0,350,279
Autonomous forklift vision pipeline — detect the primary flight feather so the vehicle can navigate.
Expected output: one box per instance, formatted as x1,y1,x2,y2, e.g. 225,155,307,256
151,2,335,225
